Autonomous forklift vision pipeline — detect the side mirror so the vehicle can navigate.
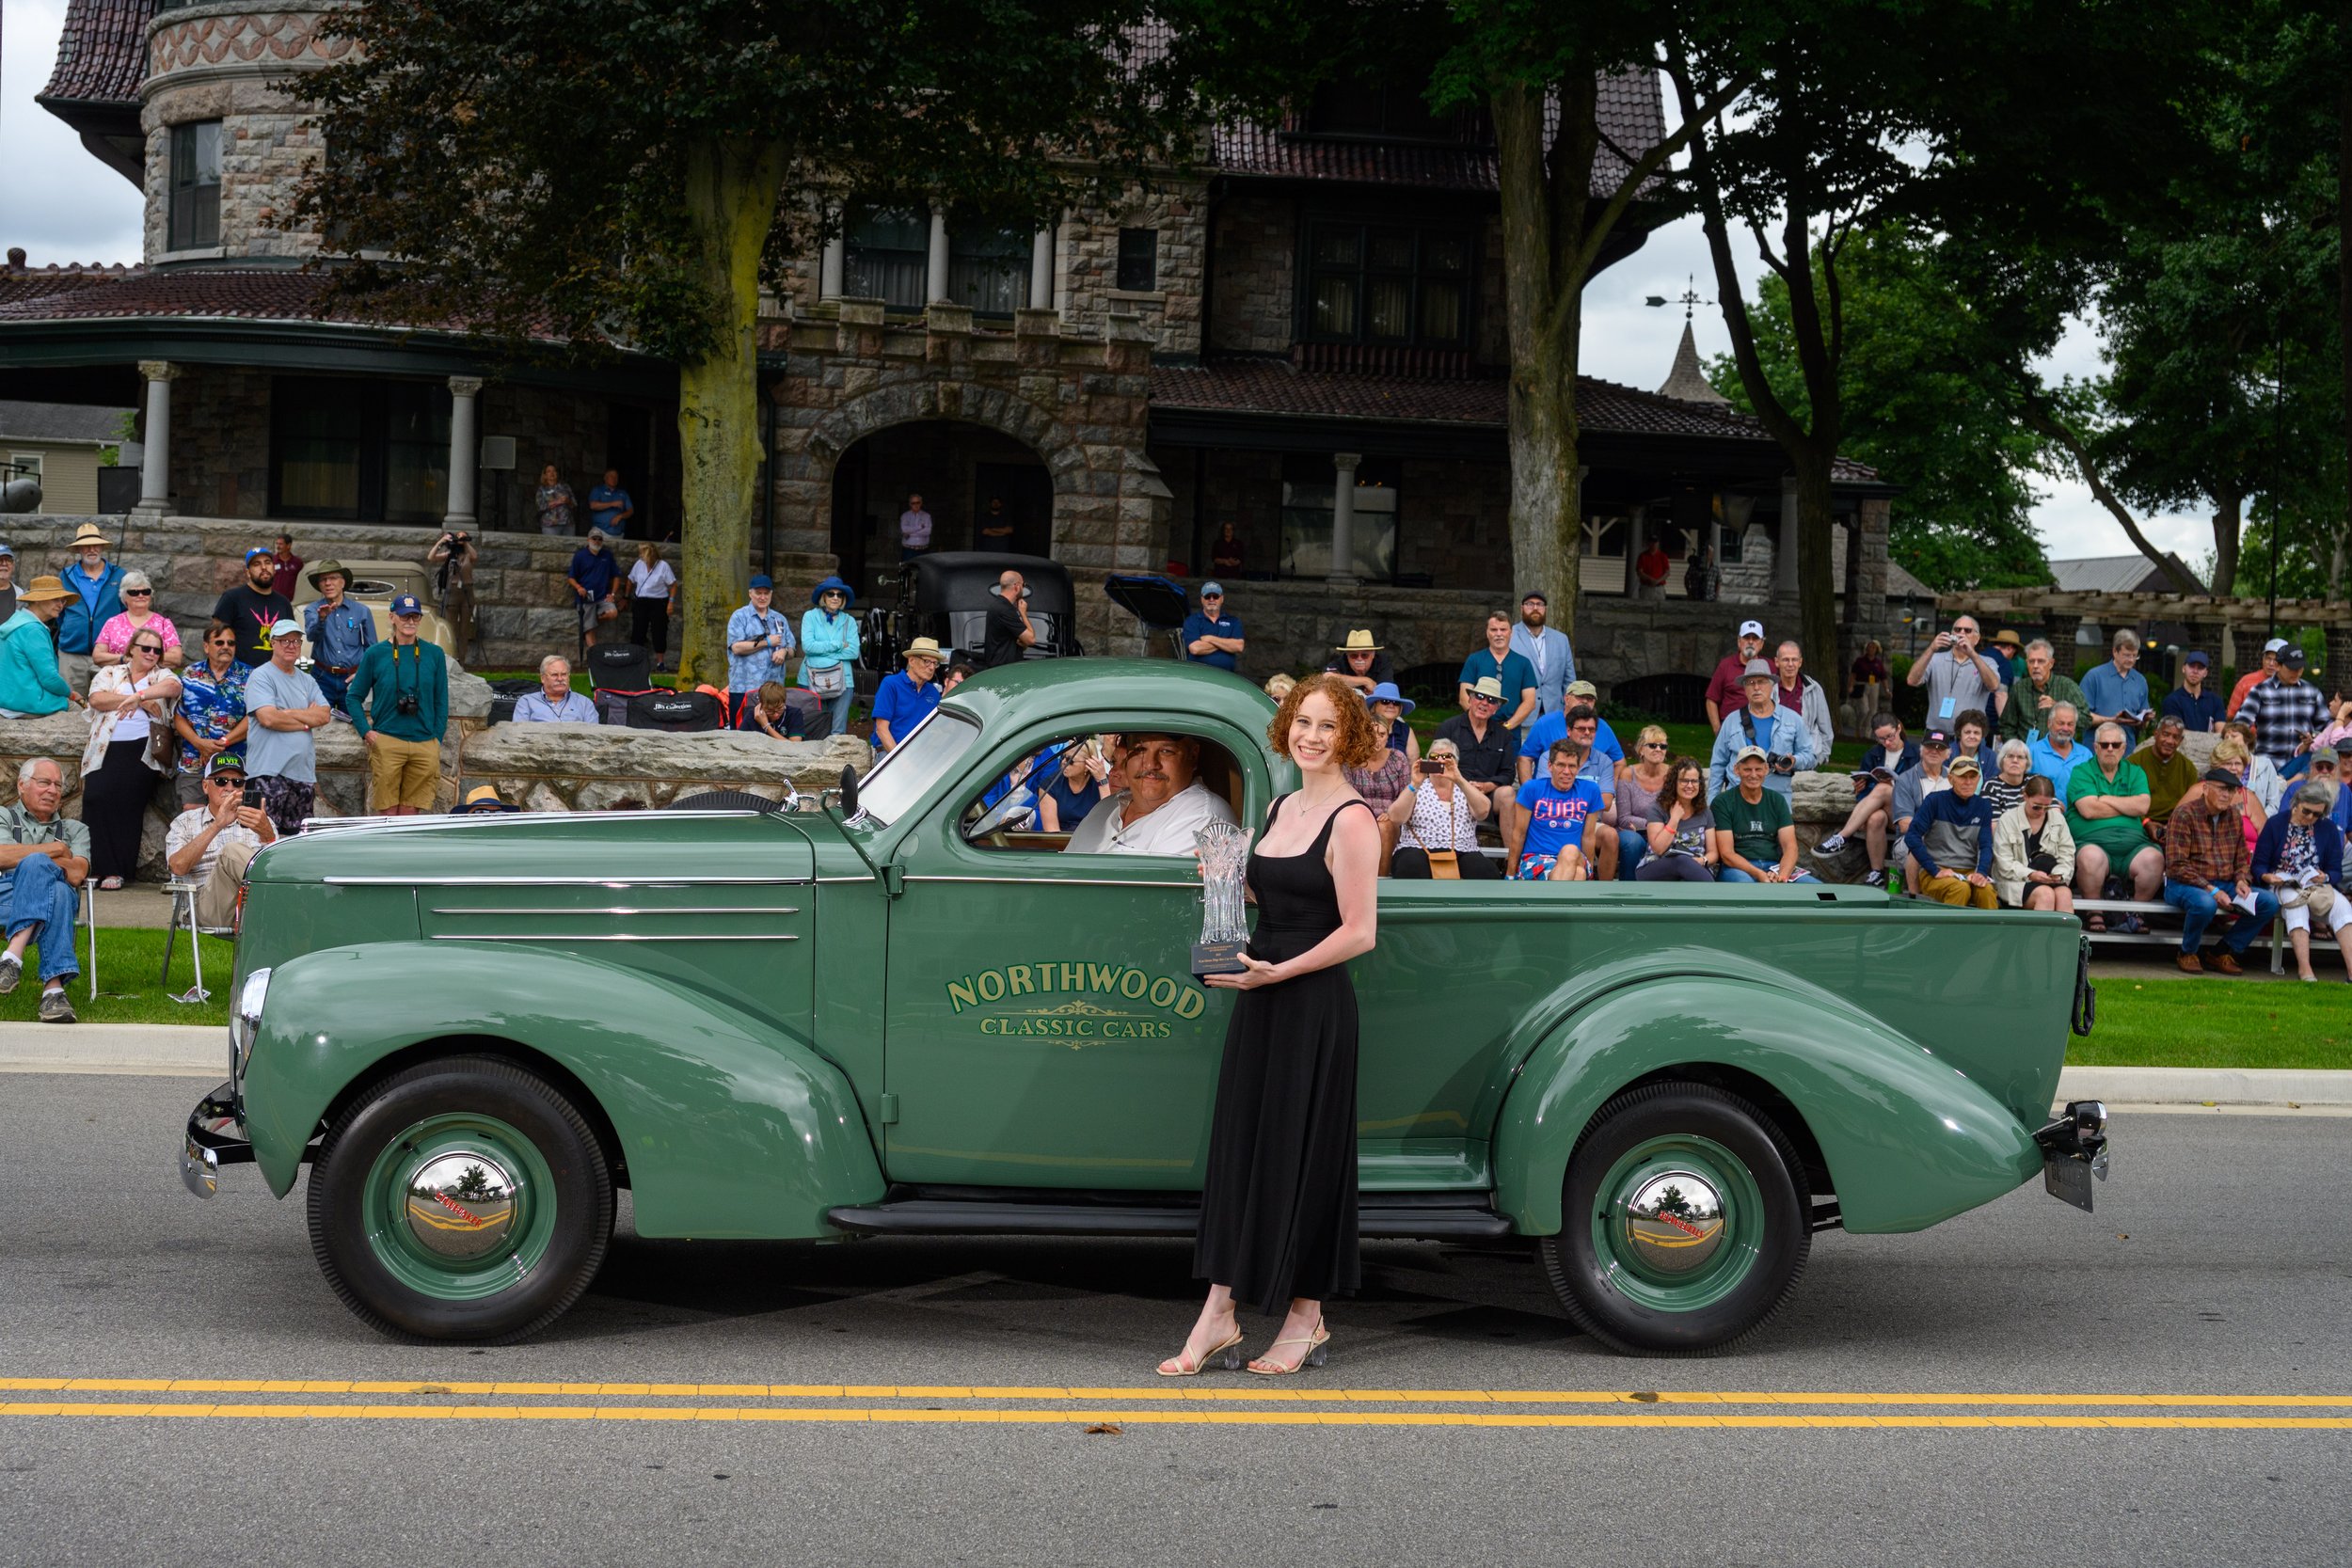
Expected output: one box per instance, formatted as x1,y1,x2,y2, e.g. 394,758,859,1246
838,764,860,818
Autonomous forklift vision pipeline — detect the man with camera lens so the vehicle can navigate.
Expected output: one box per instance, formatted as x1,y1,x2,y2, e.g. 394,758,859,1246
164,752,278,931
426,529,478,667
345,594,449,816
1707,657,1815,801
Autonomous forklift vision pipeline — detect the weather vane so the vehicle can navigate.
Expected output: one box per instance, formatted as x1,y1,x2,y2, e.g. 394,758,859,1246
1643,276,1711,321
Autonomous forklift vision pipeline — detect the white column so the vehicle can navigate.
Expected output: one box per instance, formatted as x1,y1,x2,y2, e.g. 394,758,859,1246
1328,452,1362,585
1776,475,1802,595
820,235,846,299
134,360,180,516
1028,224,1055,311
444,376,484,529
1629,503,1650,599
927,208,950,304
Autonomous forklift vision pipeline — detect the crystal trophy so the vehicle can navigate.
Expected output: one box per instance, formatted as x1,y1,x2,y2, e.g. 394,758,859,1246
1191,821,1252,979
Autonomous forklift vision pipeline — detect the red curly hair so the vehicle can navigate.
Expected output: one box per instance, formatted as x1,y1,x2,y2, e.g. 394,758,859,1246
1267,672,1386,769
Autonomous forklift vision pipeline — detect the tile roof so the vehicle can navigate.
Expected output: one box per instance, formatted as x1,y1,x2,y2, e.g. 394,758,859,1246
0,400,133,442
2049,554,2207,594
38,0,151,107
1149,359,1880,481
0,267,344,325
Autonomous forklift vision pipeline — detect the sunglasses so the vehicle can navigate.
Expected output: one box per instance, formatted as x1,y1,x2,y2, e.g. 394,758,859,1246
209,775,246,788
131,643,164,656
1641,741,1667,751
123,588,152,597
2095,740,2124,750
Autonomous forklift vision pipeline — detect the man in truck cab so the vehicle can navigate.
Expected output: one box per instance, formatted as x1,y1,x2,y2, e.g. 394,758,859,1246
1063,731,1235,855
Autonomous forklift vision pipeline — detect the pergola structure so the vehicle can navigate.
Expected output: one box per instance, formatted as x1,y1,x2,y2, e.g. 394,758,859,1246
1939,588,2352,677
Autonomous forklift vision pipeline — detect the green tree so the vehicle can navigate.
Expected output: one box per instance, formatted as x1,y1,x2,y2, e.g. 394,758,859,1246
290,0,1203,683
1708,226,2055,592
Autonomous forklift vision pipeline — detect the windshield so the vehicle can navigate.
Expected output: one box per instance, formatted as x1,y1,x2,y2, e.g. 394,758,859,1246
853,707,978,826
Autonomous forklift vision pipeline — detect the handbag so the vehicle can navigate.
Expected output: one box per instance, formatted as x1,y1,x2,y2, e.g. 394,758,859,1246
807,662,847,699
1424,848,1461,880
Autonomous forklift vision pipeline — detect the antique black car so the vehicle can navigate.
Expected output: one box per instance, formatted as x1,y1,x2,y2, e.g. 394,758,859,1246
858,551,1083,679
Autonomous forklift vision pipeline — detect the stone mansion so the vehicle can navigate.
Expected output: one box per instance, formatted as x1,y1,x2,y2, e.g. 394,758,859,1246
6,0,1912,691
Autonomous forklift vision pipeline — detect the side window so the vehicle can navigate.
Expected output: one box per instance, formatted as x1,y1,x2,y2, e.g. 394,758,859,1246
959,731,1248,855
168,121,223,251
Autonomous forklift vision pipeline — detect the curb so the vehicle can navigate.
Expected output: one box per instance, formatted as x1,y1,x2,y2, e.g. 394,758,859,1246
0,1022,222,1078
2058,1065,2352,1108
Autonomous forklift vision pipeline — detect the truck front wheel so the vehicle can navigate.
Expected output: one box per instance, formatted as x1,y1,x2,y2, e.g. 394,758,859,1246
306,1055,613,1342
1539,1082,1809,1356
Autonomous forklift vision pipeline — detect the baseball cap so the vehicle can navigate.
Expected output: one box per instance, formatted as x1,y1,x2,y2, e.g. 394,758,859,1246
747,574,773,590
1949,755,1983,776
244,546,276,563
0,541,14,560
1200,581,1225,598
1519,589,1548,605
389,594,423,617
266,618,302,639
1738,620,1765,640
2182,649,2210,667
1921,728,1953,748
2281,646,2307,666
1566,679,1597,699
1734,744,1769,765
2265,637,2289,654
203,752,246,779
2334,736,2352,756
1741,657,1774,681
1468,675,1503,703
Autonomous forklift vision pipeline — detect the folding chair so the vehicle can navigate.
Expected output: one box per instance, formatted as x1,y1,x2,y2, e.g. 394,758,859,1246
78,879,98,1002
160,878,235,1003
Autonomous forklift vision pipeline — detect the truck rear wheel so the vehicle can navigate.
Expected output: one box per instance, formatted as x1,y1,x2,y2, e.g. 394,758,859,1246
306,1055,612,1343
1539,1082,1809,1356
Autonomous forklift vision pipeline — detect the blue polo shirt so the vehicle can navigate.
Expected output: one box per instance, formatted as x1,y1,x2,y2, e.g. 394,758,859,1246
1180,611,1244,672
586,483,633,538
1460,648,1539,720
1517,709,1623,768
868,670,941,749
2080,662,2152,742
568,545,619,602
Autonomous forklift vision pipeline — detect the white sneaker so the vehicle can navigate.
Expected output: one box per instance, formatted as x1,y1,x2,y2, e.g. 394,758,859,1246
1814,833,1847,859
0,951,18,994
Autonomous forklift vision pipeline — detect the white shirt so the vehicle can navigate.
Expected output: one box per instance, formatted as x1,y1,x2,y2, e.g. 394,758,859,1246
900,509,933,548
165,806,262,885
1064,779,1236,856
628,560,676,600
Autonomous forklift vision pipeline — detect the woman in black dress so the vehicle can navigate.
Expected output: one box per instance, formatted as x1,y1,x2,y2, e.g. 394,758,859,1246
1160,673,1383,1377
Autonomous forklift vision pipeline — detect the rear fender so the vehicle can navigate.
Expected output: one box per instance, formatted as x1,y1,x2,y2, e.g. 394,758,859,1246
1491,975,2042,1235
240,942,884,1238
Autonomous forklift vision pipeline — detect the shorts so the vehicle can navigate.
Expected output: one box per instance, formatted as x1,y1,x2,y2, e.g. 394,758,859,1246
1516,852,1581,881
250,775,315,838
2280,891,2350,936
368,734,441,812
577,597,618,633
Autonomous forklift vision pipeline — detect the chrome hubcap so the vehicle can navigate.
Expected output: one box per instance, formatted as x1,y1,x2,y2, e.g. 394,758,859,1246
1621,1170,1724,1275
402,1150,520,1261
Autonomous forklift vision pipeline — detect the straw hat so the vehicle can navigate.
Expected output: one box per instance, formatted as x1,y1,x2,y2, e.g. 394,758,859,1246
17,575,73,604
1332,628,1383,654
902,637,945,663
68,522,110,550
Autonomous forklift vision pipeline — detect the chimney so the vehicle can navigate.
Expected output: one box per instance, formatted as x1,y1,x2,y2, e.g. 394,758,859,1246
5,249,24,271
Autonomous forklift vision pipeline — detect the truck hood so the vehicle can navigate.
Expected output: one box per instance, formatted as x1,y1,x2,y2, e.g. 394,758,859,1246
248,808,822,887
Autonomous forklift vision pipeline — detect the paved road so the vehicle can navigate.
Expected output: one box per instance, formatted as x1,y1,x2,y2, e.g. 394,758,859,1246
4,1074,2347,1567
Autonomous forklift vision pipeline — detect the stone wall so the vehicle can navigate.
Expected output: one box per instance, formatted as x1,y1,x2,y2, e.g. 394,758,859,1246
140,6,344,261
1057,182,1208,360
163,365,270,519
1,515,834,672
1206,194,1295,356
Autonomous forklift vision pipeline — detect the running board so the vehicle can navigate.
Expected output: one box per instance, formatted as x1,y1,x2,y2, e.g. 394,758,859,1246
825,1197,1515,1242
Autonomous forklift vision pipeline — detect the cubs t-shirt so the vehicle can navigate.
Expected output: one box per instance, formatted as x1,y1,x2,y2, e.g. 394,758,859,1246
1516,776,1607,862
1709,785,1792,869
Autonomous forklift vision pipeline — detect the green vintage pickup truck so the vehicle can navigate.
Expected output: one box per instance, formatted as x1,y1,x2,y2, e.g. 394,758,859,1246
182,658,2107,1355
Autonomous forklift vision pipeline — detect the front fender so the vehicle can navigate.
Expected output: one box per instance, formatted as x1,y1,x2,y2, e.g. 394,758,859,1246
241,942,885,1239
1491,975,2042,1236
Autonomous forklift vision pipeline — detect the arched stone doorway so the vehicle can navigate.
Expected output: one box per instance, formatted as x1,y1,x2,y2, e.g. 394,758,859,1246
828,420,1054,597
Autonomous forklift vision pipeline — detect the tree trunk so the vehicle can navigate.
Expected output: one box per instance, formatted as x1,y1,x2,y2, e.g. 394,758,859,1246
2339,8,2352,604
1492,82,1583,638
2210,483,2242,598
675,136,787,689
1793,451,1839,696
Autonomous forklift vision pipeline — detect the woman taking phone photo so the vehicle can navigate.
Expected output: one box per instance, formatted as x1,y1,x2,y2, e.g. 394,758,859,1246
1386,737,1496,878
1162,673,1380,1378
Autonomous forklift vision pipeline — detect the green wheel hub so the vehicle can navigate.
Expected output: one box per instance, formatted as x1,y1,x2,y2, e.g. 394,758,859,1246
362,1112,559,1301
1589,1133,1766,1312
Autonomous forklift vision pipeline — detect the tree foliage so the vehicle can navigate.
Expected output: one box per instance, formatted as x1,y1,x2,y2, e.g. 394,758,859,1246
1708,226,2055,591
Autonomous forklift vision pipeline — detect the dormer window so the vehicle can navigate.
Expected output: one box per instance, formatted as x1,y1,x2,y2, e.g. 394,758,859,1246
167,121,222,250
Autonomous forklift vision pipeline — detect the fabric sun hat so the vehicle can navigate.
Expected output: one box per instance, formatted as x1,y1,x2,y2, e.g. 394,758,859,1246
1741,657,1774,681
747,574,773,591
70,522,111,549
810,574,855,606
460,784,518,814
903,637,945,661
1734,743,1770,765
1364,681,1415,716
305,559,350,592
1991,628,2024,649
389,594,423,617
1334,628,1381,654
1469,675,1504,703
1738,619,1765,639
203,752,246,779
266,618,303,639
16,575,72,604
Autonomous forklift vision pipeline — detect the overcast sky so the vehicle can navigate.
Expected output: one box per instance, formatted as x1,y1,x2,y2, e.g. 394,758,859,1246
0,9,2207,567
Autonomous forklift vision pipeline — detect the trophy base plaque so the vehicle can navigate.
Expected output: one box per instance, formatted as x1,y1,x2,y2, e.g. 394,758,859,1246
1191,940,1250,981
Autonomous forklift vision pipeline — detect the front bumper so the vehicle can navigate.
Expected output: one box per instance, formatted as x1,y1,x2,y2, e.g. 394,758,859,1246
181,1082,254,1198
2032,1099,2112,1212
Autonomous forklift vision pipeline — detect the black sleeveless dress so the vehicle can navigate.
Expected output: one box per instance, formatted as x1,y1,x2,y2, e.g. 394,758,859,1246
1194,794,1371,1315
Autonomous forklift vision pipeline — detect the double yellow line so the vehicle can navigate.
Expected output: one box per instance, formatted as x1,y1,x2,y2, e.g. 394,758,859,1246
2,1378,2349,1431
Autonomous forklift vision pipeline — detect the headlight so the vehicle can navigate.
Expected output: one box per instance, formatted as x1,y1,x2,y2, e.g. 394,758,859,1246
230,967,272,1087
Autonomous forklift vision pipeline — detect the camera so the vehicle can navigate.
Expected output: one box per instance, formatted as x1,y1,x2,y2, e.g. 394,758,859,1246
395,693,421,717
240,781,262,811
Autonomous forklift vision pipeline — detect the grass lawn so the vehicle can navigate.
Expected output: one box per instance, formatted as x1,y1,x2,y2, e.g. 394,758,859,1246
1407,705,1867,772
1,927,237,1027
2069,978,2352,1070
